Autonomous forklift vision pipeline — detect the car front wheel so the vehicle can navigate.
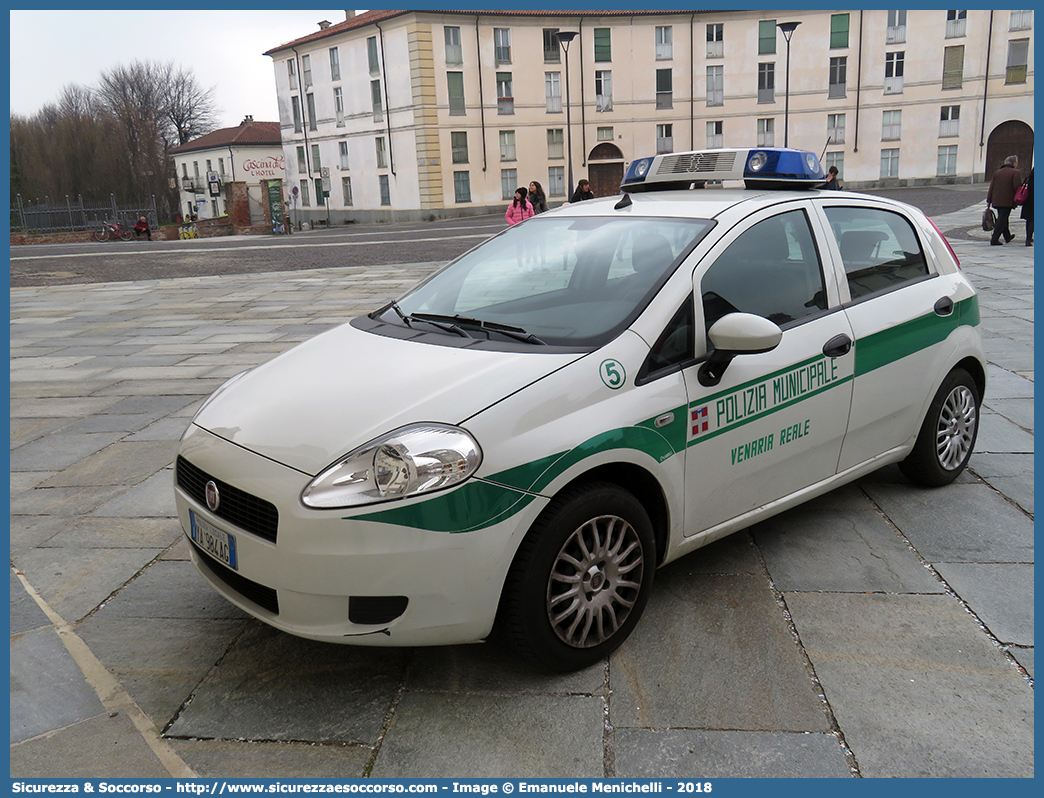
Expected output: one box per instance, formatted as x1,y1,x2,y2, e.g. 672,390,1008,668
498,482,656,671
899,367,980,487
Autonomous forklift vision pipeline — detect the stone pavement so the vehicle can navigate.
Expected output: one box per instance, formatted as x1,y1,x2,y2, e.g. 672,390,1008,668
9,199,1033,779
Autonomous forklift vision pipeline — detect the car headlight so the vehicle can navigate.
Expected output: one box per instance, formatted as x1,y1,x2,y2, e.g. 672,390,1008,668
301,423,482,509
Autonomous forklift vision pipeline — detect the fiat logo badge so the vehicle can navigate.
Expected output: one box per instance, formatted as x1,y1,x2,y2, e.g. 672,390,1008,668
205,480,220,512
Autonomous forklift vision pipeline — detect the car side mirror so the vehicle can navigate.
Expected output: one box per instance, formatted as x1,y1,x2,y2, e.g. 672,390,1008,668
698,313,783,387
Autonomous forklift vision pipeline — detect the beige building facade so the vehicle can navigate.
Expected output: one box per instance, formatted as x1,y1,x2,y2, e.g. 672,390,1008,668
266,9,1034,224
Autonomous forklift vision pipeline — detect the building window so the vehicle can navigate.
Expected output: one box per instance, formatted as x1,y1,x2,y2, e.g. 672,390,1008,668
757,118,775,147
831,14,850,48
824,151,844,180
451,131,468,164
884,52,905,94
887,11,907,44
938,145,958,176
707,23,723,58
314,177,326,207
218,157,225,179
548,166,565,197
306,93,317,131
193,161,199,178
829,57,847,98
946,10,967,38
302,54,312,88
597,126,614,141
501,169,517,200
339,141,350,170
827,113,846,144
497,72,514,114
371,80,383,121
296,146,306,174
882,110,902,141
500,130,516,161
300,180,311,207
758,63,775,103
758,20,776,55
655,26,673,60
656,123,673,154
311,143,322,174
342,176,353,206
547,128,564,159
543,29,561,63
880,148,900,179
334,87,344,124
291,95,302,133
594,28,611,62
448,72,465,115
379,174,390,206
494,28,511,64
376,137,387,169
367,37,380,74
445,26,463,64
546,72,562,112
656,69,673,109
454,171,471,203
706,65,724,106
942,45,965,89
1009,10,1033,31
707,121,723,149
595,71,613,112
940,105,960,137
287,59,297,90
1006,39,1029,83
329,47,341,81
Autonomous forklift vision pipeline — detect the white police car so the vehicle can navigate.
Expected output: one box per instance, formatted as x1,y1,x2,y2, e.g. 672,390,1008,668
175,147,985,671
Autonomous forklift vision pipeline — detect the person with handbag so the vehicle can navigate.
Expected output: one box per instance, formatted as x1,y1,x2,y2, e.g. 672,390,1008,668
986,155,1022,246
1018,168,1033,247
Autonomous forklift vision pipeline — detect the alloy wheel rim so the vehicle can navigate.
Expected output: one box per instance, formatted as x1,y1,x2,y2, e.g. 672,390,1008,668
935,385,977,470
546,514,644,648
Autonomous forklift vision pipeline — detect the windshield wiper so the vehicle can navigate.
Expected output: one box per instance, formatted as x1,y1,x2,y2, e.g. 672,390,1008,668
409,313,547,345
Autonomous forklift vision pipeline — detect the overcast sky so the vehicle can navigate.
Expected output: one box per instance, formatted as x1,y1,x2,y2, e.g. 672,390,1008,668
9,10,362,129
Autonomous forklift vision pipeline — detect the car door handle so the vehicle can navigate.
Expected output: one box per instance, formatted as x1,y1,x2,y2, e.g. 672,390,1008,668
823,333,852,358
934,296,955,316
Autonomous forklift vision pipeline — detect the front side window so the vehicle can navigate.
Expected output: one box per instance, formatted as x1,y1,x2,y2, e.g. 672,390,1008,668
701,210,827,331
825,206,930,300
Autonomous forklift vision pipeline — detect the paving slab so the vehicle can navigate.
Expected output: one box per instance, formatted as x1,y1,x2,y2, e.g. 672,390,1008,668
373,692,605,778
38,440,176,488
10,430,126,472
609,568,829,733
166,738,374,779
39,516,183,550
785,592,1034,778
934,562,1034,646
88,468,180,518
10,571,51,635
977,409,1035,453
614,729,852,778
9,484,131,517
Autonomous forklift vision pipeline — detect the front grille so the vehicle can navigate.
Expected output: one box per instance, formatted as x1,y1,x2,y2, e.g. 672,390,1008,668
349,596,409,625
176,455,279,543
657,150,737,176
189,539,280,615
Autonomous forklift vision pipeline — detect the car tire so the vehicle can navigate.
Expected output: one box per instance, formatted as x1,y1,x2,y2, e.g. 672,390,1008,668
498,482,655,671
899,367,980,487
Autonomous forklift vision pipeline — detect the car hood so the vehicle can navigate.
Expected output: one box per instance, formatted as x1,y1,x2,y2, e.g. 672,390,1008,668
191,321,582,475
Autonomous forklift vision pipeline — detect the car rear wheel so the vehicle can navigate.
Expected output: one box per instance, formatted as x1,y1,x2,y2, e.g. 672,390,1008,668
498,482,655,671
899,368,980,487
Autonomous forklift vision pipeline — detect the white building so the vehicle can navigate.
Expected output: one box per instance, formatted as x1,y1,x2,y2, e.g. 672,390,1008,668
265,9,1034,224
169,117,285,222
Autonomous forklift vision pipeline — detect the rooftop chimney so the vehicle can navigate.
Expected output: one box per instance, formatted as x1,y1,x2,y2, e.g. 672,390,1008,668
241,115,253,125
346,11,356,20
318,20,331,29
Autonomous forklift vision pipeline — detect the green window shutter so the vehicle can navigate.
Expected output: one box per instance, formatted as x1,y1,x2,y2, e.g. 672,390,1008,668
594,28,611,62
759,20,776,55
830,14,849,49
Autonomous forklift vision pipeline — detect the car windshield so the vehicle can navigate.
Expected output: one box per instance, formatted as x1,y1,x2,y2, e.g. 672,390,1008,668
386,215,713,347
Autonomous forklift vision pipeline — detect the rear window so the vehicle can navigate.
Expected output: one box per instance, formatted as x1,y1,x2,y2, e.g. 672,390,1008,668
824,206,930,300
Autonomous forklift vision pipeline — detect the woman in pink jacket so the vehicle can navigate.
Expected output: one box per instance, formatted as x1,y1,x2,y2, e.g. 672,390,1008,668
505,186,534,226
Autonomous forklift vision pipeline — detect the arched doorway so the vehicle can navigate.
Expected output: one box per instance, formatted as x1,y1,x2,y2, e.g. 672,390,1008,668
986,121,1033,180
587,142,625,197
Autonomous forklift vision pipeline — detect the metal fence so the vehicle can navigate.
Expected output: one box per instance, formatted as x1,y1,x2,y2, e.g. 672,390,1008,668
10,194,158,234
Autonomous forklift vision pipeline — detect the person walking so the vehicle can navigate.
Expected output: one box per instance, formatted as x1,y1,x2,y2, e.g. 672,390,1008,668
528,181,548,214
505,186,534,226
1019,168,1033,246
570,179,595,203
987,155,1022,246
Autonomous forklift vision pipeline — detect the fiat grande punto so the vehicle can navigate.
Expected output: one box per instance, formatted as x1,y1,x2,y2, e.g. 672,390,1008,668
174,147,985,671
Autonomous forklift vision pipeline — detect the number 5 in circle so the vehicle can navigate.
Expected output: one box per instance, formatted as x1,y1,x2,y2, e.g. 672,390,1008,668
600,359,626,390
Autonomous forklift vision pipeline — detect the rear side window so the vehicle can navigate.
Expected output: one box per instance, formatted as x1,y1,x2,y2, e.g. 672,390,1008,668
825,206,930,300
700,209,827,331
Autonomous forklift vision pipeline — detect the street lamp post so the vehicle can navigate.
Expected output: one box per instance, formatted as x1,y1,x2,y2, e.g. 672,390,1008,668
556,31,579,199
777,21,801,148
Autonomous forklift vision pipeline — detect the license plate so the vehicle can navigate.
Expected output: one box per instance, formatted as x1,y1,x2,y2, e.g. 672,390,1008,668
189,510,238,570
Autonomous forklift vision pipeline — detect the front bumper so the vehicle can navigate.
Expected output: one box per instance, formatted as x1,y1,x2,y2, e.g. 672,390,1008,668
174,425,543,646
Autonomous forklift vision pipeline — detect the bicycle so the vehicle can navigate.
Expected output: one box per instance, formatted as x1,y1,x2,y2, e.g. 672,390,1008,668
95,221,133,242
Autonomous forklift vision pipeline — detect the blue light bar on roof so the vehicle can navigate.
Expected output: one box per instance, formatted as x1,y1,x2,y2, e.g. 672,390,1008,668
621,147,827,192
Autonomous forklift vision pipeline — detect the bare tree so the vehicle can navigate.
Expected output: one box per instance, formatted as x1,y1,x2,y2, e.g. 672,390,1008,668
163,65,219,147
